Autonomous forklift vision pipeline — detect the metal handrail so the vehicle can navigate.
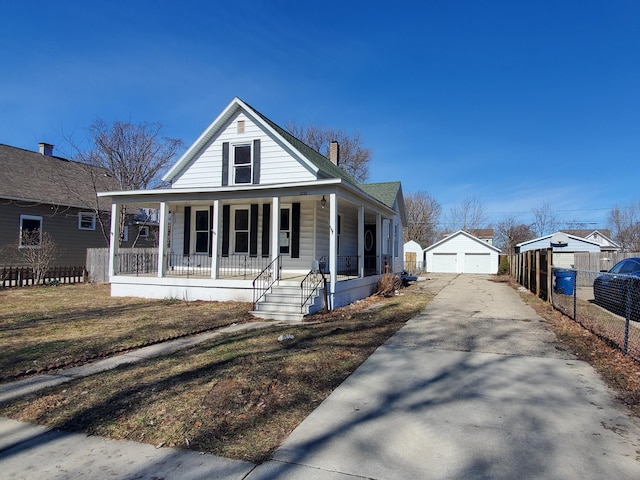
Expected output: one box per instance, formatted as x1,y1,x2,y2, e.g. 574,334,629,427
300,265,325,314
252,256,281,307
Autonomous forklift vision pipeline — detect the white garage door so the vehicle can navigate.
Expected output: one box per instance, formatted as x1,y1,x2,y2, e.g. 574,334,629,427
432,253,457,272
464,253,491,274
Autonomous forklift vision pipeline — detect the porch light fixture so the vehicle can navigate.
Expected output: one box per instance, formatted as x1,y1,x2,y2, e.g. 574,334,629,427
321,195,326,208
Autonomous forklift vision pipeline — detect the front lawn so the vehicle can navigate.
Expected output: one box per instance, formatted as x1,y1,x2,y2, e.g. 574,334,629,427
0,282,433,462
0,284,253,380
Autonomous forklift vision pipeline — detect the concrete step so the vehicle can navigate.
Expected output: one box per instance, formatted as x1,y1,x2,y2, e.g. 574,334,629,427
255,302,305,314
249,310,305,321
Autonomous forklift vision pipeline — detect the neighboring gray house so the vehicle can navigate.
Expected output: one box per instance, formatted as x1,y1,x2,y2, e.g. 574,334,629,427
99,97,407,319
0,143,119,266
516,231,601,268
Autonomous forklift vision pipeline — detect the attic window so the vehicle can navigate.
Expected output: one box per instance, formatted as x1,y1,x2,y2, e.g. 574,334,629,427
233,144,252,184
237,120,245,134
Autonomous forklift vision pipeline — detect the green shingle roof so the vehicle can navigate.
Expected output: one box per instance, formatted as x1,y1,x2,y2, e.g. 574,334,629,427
248,102,360,185
358,182,401,209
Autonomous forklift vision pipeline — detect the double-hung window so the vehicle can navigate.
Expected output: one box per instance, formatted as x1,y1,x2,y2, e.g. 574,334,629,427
78,212,96,230
194,209,210,254
234,208,250,254
19,215,42,247
233,145,252,184
279,207,290,255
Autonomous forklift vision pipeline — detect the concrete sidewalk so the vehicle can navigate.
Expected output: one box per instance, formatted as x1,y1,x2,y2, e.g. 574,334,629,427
2,274,640,479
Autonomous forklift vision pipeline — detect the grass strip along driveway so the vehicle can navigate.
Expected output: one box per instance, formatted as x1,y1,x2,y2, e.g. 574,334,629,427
0,282,432,462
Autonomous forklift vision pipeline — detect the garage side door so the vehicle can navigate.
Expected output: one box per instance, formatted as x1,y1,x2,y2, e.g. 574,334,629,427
464,253,491,274
432,253,457,272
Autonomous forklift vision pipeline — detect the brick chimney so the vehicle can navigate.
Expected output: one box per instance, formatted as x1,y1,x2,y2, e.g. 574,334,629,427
329,141,339,166
39,142,54,156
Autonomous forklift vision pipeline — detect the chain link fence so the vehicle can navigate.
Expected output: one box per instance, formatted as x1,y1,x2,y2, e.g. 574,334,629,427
552,267,640,363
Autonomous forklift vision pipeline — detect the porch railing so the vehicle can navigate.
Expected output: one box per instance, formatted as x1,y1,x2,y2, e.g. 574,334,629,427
253,256,281,307
166,253,212,276
300,263,326,313
218,255,271,279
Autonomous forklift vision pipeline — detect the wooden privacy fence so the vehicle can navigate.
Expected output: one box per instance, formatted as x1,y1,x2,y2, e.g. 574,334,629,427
573,251,640,277
508,248,553,301
1,266,87,288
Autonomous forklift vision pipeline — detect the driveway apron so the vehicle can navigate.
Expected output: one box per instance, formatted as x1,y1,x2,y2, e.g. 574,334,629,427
249,274,640,480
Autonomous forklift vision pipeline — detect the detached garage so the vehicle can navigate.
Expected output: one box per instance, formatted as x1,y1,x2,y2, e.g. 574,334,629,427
426,230,500,274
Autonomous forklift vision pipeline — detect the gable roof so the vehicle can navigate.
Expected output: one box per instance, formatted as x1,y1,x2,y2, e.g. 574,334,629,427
516,231,602,251
0,143,117,210
163,97,360,186
425,229,501,253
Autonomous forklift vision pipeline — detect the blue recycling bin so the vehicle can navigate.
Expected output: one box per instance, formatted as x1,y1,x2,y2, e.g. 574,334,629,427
554,269,575,295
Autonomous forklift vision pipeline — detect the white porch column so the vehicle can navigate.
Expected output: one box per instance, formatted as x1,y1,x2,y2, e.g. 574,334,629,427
271,196,280,264
157,202,169,277
211,200,220,279
329,193,338,287
376,213,382,274
108,203,120,278
358,205,364,278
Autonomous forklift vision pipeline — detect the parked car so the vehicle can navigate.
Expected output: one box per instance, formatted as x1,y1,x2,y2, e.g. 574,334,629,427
593,257,640,321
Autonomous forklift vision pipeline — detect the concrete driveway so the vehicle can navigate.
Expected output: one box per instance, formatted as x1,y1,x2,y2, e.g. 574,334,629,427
249,274,640,479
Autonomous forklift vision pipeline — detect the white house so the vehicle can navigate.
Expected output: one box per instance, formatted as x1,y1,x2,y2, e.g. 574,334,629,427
403,240,426,272
516,231,601,268
425,230,500,274
99,98,406,320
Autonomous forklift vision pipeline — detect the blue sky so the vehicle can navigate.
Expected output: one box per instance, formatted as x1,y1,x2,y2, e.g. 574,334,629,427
2,0,639,230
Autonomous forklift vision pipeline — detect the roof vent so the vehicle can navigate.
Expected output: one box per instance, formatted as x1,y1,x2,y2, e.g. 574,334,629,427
39,142,54,156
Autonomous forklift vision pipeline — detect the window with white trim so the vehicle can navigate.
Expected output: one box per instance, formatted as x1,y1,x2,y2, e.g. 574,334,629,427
78,212,96,230
19,215,42,248
139,225,150,238
233,144,252,184
279,207,290,255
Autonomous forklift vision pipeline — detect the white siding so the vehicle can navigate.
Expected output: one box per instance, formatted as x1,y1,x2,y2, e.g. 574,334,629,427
553,252,575,268
171,112,316,189
426,231,499,274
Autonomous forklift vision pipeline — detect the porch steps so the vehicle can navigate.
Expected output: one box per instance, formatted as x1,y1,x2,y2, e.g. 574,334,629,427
251,282,324,321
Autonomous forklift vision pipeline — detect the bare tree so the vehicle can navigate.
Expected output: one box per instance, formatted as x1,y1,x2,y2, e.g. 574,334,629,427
77,119,184,190
403,191,441,246
608,201,640,252
494,215,535,254
14,230,59,285
68,119,184,246
531,201,559,237
285,121,371,182
446,196,488,232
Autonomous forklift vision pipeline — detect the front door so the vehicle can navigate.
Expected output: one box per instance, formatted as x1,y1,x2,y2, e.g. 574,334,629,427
364,224,376,274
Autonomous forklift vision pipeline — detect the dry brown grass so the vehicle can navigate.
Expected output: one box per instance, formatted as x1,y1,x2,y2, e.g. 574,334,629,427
0,283,254,380
0,281,433,462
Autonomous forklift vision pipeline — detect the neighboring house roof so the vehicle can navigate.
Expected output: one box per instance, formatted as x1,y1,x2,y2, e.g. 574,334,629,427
0,143,118,210
404,239,429,250
425,229,501,253
561,229,620,251
516,231,601,252
466,228,494,239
